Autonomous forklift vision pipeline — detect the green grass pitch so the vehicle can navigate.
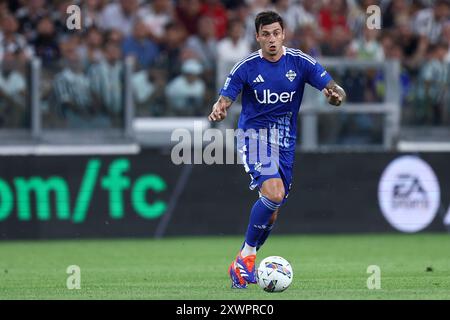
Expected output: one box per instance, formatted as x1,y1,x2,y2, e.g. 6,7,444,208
0,233,449,299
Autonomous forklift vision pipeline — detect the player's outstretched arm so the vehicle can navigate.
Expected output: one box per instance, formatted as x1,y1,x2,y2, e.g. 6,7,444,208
208,95,233,122
323,80,346,107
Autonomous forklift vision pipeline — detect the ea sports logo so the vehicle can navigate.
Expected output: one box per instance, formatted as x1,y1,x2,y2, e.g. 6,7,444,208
378,156,440,233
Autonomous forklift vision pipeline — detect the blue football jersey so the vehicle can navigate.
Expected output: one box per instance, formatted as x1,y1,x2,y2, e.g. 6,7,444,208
220,46,333,151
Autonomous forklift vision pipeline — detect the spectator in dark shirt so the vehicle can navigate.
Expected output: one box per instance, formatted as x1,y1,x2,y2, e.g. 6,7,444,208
156,22,187,81
15,0,48,43
175,0,202,36
122,20,159,70
32,16,60,68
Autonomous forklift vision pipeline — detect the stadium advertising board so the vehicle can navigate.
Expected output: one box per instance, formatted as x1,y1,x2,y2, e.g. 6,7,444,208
0,151,449,239
0,153,178,239
378,156,441,233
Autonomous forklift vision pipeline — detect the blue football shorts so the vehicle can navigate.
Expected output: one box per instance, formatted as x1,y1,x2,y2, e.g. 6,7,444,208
237,134,294,205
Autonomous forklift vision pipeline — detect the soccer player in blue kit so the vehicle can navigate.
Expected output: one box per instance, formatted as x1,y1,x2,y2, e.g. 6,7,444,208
208,11,346,289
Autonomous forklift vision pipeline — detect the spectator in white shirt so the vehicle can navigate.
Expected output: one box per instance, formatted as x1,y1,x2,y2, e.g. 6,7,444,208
165,59,205,116
271,0,317,41
347,27,385,61
412,0,450,44
98,0,144,37
141,0,174,43
88,41,123,126
216,19,251,90
415,42,449,125
0,14,34,62
50,45,94,128
0,52,27,128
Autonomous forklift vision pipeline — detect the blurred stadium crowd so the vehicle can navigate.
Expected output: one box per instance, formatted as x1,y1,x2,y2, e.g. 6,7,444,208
0,0,449,130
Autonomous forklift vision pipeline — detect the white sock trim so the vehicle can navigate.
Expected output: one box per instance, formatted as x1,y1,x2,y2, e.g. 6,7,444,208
241,242,257,257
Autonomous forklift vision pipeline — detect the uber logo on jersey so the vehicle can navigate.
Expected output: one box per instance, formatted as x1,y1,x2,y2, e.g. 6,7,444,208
254,89,296,104
378,156,440,233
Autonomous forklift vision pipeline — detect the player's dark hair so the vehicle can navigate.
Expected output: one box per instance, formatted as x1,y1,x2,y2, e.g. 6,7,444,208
254,11,284,33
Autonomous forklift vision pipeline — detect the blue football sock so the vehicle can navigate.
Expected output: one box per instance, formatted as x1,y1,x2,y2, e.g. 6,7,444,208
244,196,281,247
241,223,275,252
256,224,274,251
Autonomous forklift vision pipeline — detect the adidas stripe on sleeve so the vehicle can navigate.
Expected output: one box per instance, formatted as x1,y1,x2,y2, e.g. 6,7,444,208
219,52,259,101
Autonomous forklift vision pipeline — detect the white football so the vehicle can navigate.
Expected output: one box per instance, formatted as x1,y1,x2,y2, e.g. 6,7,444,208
256,256,293,292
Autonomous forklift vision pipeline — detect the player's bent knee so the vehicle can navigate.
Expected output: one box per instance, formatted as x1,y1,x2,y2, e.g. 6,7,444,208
264,190,285,204
261,179,285,204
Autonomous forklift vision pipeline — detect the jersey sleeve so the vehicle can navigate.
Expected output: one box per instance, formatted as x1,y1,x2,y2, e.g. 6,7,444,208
306,60,333,91
219,64,246,101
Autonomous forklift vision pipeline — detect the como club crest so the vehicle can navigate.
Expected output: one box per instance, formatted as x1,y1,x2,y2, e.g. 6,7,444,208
285,70,296,82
